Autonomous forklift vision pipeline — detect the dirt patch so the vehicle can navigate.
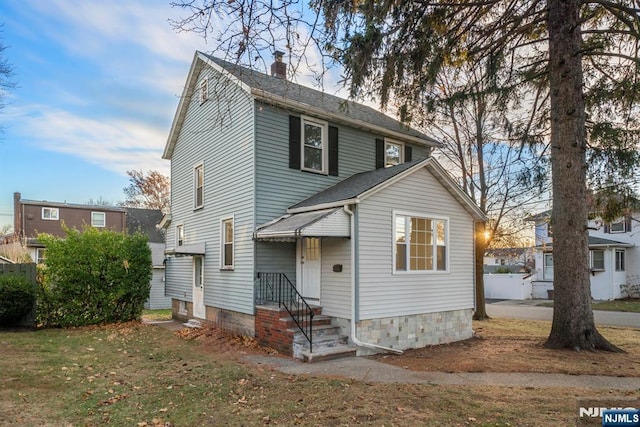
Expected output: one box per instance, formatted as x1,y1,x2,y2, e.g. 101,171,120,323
372,319,640,377
174,324,280,359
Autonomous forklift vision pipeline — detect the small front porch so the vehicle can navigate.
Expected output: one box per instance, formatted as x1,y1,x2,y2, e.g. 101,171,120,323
254,272,355,362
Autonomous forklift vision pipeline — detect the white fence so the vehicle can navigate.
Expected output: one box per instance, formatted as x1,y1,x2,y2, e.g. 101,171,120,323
484,274,533,300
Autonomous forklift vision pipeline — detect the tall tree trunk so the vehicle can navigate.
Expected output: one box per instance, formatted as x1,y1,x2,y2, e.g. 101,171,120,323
545,0,621,352
474,221,489,320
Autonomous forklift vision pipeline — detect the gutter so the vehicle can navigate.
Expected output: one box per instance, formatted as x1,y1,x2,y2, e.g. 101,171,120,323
343,205,403,355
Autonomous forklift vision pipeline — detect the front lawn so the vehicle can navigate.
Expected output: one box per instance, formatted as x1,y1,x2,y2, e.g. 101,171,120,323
1,321,638,426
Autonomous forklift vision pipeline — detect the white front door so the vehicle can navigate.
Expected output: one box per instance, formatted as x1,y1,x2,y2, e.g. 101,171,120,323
298,237,321,301
193,256,206,319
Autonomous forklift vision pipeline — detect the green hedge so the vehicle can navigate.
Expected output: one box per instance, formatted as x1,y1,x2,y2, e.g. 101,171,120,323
0,275,36,326
38,226,152,327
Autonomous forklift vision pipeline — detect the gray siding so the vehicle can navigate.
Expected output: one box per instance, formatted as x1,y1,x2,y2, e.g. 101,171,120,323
145,267,171,310
357,167,475,320
254,102,429,224
253,103,428,277
165,65,256,315
320,238,351,318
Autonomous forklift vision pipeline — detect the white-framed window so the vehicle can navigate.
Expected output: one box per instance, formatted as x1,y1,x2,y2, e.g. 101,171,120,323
194,163,204,209
394,212,448,272
178,300,188,315
221,217,234,269
543,253,554,280
301,116,328,174
385,140,404,167
199,78,208,104
590,249,605,271
615,249,626,271
42,207,59,220
194,256,204,288
36,248,46,264
610,219,626,233
176,224,184,247
91,211,106,228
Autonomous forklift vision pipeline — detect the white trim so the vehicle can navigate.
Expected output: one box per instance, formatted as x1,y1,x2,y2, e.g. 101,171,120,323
42,207,59,220
220,216,234,270
590,249,605,271
392,210,450,274
300,115,329,175
175,223,184,247
91,211,106,228
194,162,204,210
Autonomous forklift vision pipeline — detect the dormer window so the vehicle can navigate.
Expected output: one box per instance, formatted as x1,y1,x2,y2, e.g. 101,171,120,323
199,78,208,104
42,207,59,220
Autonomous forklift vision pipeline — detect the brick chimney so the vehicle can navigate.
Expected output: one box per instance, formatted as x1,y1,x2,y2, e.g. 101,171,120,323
270,51,287,80
13,192,21,238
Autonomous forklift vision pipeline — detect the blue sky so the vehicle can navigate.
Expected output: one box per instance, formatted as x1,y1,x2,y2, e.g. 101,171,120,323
0,1,215,230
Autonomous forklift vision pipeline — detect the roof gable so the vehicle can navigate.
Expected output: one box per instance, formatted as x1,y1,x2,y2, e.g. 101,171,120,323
162,51,440,159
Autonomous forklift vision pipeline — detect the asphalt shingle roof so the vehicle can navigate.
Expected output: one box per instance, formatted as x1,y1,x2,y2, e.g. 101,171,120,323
289,159,424,210
201,52,437,145
125,208,165,243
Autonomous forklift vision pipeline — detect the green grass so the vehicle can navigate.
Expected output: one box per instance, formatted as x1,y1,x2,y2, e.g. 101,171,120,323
141,309,173,321
537,298,640,312
0,322,636,426
592,298,640,313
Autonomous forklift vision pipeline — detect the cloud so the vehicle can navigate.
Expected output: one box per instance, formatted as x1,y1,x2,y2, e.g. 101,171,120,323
7,103,170,176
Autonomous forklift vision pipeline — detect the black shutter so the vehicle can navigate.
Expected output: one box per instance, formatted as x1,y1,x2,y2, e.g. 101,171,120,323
375,138,385,169
329,126,339,176
289,115,301,169
404,145,412,162
625,216,632,233
604,222,610,234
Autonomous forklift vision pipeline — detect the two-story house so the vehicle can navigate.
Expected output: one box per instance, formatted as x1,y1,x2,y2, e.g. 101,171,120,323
528,209,635,300
161,51,486,359
6,193,169,309
11,192,127,263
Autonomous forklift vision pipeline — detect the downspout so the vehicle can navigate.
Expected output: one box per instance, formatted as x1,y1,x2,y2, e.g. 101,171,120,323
343,205,403,354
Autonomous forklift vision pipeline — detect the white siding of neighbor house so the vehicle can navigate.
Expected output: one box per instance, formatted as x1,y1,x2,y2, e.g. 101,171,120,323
320,238,352,318
357,167,475,320
165,64,256,315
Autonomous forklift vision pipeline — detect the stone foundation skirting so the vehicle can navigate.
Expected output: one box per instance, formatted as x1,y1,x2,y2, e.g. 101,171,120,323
356,309,473,350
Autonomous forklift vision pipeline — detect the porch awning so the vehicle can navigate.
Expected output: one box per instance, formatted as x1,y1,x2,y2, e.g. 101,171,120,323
254,208,351,242
164,242,206,256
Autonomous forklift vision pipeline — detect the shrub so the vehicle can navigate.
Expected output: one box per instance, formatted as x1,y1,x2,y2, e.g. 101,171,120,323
38,226,152,327
0,274,36,326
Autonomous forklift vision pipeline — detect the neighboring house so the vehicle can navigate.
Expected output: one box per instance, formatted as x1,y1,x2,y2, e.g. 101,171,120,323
125,207,170,310
161,51,486,359
527,210,635,300
4,193,167,308
10,192,127,263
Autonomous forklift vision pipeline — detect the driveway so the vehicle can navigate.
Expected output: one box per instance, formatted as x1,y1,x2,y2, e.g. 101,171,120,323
486,300,640,328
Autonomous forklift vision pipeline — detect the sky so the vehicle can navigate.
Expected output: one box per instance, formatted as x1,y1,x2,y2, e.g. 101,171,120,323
0,1,224,230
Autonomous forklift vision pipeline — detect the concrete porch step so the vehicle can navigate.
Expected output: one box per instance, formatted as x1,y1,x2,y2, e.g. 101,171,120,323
183,319,203,328
302,345,357,363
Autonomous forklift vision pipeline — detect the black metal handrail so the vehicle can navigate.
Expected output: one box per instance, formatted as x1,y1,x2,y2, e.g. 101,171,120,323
255,272,314,353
